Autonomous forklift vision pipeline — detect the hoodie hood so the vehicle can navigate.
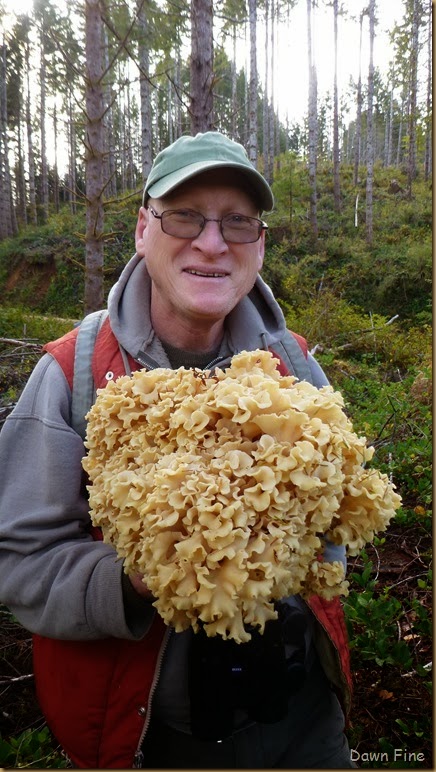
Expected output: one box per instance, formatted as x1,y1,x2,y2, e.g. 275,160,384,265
107,253,289,364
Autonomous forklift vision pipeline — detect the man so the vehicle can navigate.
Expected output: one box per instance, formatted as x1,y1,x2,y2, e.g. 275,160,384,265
0,132,354,768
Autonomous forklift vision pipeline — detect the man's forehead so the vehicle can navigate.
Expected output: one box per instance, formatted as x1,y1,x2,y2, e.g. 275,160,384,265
160,168,261,209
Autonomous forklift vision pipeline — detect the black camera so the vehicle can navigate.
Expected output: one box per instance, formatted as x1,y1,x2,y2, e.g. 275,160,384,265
188,603,307,741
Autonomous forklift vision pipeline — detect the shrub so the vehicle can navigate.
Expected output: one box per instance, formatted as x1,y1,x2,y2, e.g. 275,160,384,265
0,726,69,768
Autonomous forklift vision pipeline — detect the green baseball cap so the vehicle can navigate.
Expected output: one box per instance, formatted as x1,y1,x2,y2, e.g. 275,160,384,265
143,132,274,212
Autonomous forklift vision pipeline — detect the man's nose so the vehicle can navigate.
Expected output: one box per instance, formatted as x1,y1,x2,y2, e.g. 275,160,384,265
191,219,228,253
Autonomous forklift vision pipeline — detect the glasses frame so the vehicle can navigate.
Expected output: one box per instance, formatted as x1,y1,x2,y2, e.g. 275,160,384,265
147,205,268,244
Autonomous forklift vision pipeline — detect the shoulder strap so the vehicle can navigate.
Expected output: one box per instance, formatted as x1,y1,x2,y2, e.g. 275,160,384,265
274,329,313,384
71,316,312,438
71,309,109,440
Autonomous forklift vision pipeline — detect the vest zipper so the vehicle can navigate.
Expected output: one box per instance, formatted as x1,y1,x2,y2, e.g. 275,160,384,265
205,354,231,370
133,626,173,768
134,349,161,370
135,348,232,374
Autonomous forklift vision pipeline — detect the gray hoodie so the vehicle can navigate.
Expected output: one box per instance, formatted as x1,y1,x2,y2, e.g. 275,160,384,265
0,254,344,649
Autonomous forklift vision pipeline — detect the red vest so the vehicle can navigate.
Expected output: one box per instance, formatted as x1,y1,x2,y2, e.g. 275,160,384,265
34,319,352,768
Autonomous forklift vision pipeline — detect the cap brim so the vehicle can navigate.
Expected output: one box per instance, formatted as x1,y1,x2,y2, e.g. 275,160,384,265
144,160,274,212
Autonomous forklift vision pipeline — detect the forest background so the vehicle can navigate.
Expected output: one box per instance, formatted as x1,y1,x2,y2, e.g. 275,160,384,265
0,0,433,767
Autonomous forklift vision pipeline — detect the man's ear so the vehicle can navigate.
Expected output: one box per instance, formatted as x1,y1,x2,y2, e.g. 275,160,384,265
135,206,149,256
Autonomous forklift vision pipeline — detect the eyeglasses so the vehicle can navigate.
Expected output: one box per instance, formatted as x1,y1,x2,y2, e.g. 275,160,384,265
147,206,268,244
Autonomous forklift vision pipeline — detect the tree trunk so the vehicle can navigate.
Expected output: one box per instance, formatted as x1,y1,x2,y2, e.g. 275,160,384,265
53,101,60,213
39,27,49,222
353,10,364,186
230,23,237,139
84,0,105,314
247,0,258,165
263,0,270,181
284,1,291,155
25,34,37,225
396,92,405,167
138,0,153,181
332,0,341,212
424,0,432,181
125,82,134,190
118,63,127,193
365,0,375,246
407,0,420,196
190,0,214,133
268,0,276,181
16,100,27,226
102,22,117,198
0,44,16,240
175,49,183,138
67,87,77,215
167,77,173,144
386,81,394,166
307,0,318,242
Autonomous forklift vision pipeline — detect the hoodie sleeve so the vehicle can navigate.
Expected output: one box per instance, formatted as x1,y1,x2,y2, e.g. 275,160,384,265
307,353,347,571
0,354,154,640
307,352,330,388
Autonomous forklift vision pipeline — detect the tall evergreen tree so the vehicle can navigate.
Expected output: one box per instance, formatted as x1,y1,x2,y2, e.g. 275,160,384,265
84,0,105,314
332,0,341,212
424,0,432,180
365,0,375,246
0,43,17,238
247,0,258,164
407,0,421,196
353,9,365,185
137,0,153,180
307,0,318,242
190,0,214,132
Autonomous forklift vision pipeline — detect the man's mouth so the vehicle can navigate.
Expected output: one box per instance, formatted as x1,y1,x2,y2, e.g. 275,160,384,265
184,269,228,278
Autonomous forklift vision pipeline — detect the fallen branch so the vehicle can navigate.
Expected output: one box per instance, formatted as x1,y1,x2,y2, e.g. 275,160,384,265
0,337,42,350
401,661,432,678
386,571,430,591
0,673,34,686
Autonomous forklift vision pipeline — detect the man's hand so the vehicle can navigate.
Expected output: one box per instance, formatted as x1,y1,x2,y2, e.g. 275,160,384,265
128,571,155,601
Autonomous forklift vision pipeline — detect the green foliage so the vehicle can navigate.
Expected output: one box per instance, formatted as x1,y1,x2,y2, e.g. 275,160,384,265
0,161,432,328
0,198,140,316
345,587,413,668
0,306,74,341
344,546,428,671
0,308,75,403
267,160,432,322
332,366,433,518
282,290,431,377
0,727,68,768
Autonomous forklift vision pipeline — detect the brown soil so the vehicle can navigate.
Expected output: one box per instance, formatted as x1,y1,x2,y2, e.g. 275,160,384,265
4,257,57,307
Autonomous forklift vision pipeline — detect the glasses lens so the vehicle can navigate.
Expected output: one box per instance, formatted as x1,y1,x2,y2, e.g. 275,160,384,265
159,209,264,243
221,214,262,243
161,210,204,238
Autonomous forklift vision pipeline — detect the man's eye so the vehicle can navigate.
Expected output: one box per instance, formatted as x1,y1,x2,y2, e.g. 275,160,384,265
225,214,252,226
171,210,201,222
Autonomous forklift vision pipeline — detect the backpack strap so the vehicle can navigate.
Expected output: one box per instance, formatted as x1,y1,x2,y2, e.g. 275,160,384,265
273,329,313,384
71,309,109,440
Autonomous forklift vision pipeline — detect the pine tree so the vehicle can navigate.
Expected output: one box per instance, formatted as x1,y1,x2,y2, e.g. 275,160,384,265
247,0,258,165
190,0,214,132
84,0,105,314
307,0,318,242
365,0,375,246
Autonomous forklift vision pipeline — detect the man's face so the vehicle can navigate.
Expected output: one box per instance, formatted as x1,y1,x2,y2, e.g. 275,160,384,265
135,170,265,338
